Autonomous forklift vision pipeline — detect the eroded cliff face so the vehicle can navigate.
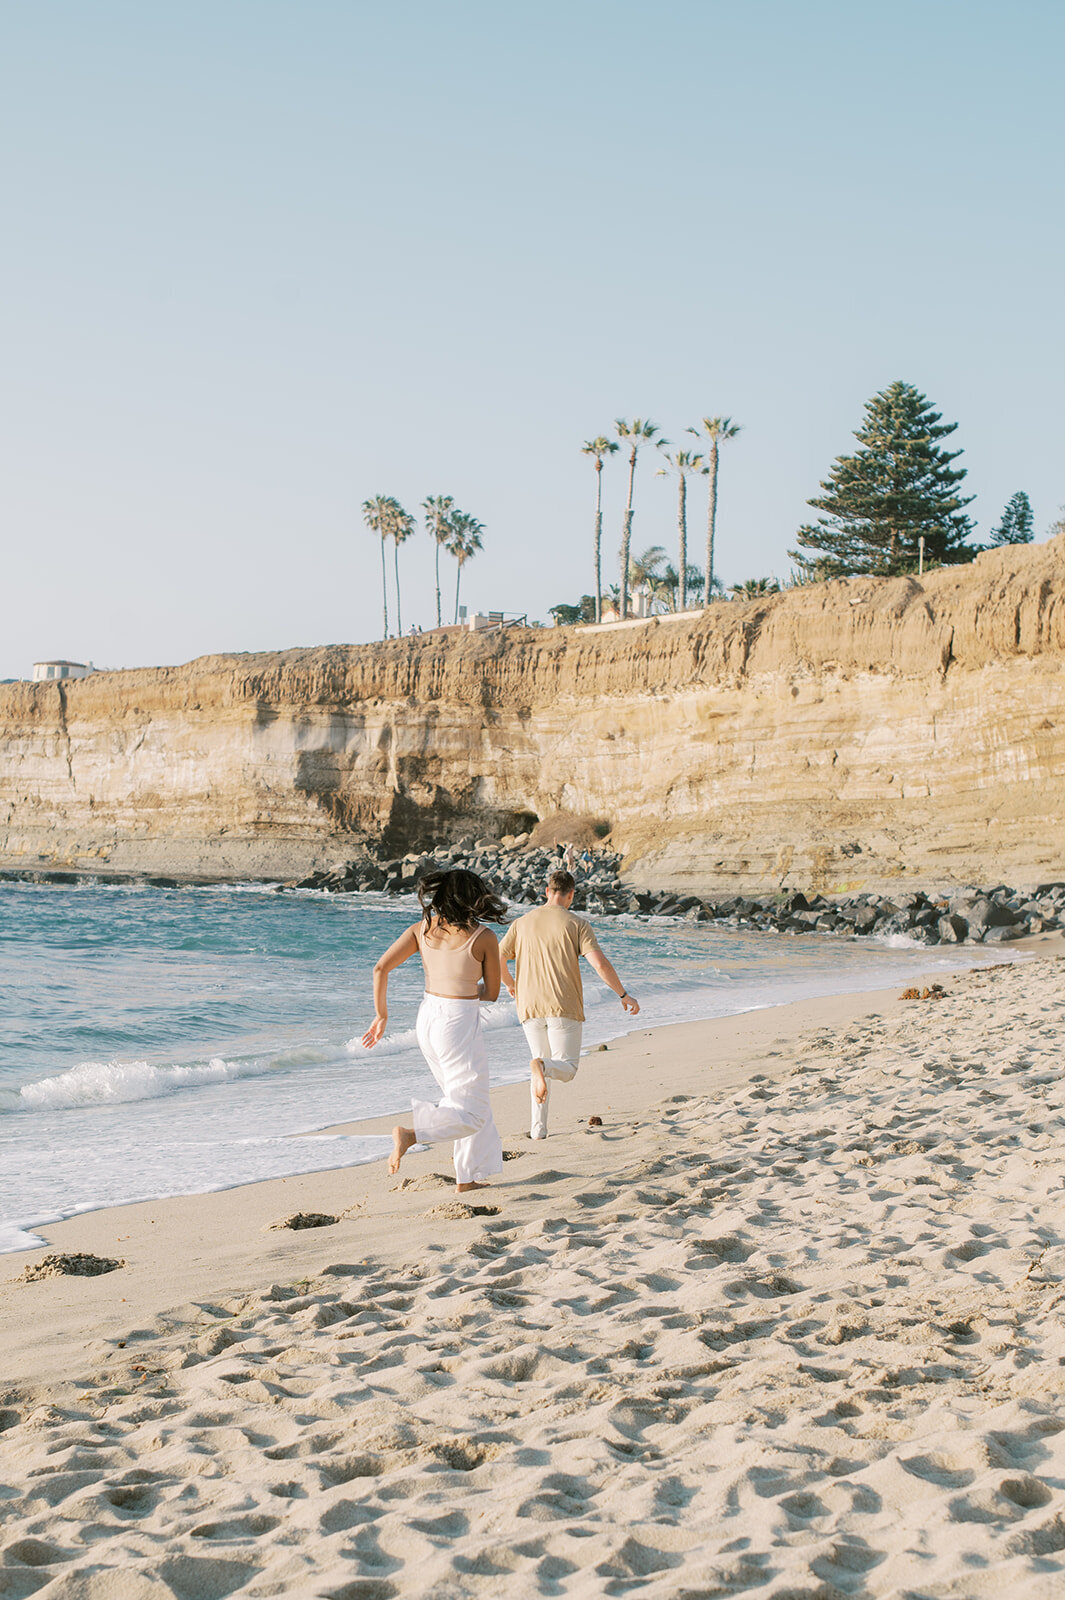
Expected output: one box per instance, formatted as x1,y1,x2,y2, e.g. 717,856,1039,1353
2,537,1064,893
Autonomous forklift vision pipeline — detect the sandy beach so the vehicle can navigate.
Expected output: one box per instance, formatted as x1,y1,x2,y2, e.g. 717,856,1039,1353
3,945,1065,1598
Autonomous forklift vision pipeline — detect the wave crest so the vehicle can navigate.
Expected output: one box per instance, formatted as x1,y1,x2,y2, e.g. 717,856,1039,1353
12,1052,299,1114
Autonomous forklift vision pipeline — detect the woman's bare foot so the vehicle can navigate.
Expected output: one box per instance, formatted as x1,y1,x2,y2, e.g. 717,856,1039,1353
530,1057,548,1104
388,1126,416,1175
456,1181,489,1193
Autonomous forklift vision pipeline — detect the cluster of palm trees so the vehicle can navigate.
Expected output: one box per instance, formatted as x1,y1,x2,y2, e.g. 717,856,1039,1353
362,495,484,639
554,554,779,626
582,415,742,623
619,546,707,614
577,552,779,622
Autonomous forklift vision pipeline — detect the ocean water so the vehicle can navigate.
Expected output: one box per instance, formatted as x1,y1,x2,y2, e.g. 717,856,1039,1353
0,881,1012,1252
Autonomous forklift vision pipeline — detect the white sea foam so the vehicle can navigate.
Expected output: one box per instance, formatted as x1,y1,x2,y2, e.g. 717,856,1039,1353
345,1025,421,1059
0,1220,47,1253
13,1052,291,1113
1,879,1026,1255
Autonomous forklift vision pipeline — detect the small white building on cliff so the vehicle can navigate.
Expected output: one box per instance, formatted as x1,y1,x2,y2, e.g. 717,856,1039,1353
32,660,94,682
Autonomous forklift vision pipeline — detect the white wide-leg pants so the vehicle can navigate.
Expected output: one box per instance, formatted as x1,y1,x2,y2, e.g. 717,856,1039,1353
412,995,502,1185
521,1015,583,1139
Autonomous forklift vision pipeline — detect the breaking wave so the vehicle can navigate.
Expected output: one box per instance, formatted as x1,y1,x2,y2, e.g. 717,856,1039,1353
8,1046,334,1114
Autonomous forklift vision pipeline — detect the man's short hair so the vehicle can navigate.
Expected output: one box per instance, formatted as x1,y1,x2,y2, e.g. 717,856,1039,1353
548,869,576,895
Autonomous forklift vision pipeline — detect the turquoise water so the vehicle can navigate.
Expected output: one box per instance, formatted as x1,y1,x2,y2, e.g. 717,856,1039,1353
0,881,1008,1251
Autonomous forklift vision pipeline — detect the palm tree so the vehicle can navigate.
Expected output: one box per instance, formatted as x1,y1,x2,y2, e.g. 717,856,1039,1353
651,561,680,612
633,548,719,614
687,416,742,604
730,576,780,598
657,449,708,610
627,546,671,615
580,437,619,622
684,562,706,598
422,495,455,628
362,495,393,639
447,510,485,623
615,419,664,619
388,500,416,634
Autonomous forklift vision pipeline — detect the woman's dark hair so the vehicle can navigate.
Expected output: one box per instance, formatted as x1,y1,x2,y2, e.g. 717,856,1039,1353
418,868,507,932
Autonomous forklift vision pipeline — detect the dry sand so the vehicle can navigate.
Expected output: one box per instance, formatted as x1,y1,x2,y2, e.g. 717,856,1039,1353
3,949,1065,1598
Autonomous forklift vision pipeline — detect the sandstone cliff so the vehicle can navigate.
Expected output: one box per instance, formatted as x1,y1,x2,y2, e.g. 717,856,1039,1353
2,537,1063,893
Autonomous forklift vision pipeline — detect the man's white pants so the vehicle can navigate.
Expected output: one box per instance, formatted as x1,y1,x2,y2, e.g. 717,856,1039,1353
521,1016,582,1139
413,995,503,1185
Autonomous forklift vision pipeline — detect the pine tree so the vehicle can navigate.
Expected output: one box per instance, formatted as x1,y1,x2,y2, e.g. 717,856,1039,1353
989,490,1034,546
789,381,975,579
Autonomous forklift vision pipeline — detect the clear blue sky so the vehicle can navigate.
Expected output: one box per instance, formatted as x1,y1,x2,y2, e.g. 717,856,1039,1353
2,0,1062,677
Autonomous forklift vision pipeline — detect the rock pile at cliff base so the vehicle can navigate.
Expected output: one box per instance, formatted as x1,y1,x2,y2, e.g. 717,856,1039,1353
291,840,1064,948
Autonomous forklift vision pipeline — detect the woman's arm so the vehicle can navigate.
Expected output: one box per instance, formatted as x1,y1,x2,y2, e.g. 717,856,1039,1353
475,929,501,1003
361,926,419,1048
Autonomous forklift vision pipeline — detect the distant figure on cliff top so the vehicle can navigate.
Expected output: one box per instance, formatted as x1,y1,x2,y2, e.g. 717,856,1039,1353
500,870,639,1140
361,869,507,1191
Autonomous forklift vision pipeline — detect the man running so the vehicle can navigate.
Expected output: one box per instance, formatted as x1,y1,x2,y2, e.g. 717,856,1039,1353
499,869,640,1139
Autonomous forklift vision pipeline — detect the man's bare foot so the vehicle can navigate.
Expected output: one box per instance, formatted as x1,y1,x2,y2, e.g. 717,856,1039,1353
456,1181,489,1193
530,1057,548,1104
388,1126,416,1175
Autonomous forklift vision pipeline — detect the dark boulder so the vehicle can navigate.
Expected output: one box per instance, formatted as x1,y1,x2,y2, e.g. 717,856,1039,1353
966,897,1019,933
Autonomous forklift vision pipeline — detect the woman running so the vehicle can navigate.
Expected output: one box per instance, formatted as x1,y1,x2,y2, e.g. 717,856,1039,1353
361,868,507,1192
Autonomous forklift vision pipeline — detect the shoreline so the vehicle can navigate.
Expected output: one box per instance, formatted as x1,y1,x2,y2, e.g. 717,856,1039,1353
5,946,1065,1594
5,939,1059,1387
6,859,1060,956
4,926,1050,1263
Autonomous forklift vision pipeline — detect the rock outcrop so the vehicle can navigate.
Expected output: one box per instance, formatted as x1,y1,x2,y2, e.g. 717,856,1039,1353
1,537,1063,894
286,842,1065,948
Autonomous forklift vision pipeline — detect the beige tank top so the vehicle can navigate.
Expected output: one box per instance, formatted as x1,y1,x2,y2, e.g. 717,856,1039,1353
414,921,484,997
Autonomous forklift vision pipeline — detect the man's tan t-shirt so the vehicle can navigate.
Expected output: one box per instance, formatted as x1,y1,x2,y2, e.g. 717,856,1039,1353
498,904,603,1022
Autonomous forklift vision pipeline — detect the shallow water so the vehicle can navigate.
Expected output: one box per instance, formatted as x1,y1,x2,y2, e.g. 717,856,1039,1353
0,881,1010,1250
